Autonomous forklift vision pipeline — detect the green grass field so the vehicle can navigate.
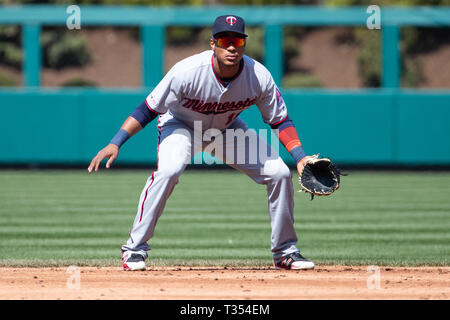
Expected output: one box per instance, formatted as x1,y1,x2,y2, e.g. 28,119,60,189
0,169,449,267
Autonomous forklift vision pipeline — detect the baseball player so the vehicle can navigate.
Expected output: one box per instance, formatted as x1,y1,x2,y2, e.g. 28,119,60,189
88,15,316,271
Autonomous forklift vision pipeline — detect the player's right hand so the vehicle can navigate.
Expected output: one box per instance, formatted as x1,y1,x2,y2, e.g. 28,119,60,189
88,144,119,173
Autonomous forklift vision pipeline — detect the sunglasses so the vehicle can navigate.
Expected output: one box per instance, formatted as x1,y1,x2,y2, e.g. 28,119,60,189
214,37,246,48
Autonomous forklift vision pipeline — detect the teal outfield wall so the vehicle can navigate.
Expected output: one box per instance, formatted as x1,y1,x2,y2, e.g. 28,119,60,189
1,88,449,166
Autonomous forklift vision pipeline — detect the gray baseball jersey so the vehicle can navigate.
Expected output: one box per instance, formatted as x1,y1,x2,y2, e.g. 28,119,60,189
145,50,288,130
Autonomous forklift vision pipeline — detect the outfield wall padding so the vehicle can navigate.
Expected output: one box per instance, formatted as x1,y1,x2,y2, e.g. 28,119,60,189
1,89,449,166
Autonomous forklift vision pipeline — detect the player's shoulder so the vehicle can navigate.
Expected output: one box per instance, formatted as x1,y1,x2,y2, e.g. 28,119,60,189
243,55,268,72
170,50,213,74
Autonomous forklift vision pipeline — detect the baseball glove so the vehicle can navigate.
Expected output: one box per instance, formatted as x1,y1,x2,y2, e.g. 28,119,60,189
298,155,341,200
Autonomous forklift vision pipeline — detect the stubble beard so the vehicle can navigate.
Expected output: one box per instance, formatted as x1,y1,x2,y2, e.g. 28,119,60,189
215,53,242,75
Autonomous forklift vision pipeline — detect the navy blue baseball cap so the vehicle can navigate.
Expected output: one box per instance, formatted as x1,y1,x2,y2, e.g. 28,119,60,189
212,15,247,38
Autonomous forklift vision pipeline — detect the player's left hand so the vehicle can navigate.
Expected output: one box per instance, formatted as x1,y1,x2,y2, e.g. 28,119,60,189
297,155,342,200
296,154,319,177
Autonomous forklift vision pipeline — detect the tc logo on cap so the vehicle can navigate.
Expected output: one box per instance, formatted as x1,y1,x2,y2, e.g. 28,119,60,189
226,16,237,26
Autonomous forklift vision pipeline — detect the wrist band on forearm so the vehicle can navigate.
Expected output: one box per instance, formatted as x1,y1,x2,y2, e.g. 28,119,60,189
110,129,130,148
289,146,306,164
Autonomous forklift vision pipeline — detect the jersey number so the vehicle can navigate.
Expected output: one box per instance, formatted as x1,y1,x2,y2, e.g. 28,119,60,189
225,112,240,126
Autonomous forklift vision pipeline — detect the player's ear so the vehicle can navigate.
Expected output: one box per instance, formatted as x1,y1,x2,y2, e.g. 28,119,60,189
210,38,215,50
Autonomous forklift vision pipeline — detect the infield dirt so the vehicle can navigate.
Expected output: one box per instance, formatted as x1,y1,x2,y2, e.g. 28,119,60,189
0,266,448,300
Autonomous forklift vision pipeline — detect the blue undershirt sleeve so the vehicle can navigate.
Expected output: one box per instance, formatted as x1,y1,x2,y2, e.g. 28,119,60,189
130,101,159,128
270,116,293,131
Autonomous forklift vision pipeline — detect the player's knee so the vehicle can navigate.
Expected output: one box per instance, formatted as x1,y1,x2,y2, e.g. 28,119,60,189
157,165,184,181
275,163,292,182
263,158,291,182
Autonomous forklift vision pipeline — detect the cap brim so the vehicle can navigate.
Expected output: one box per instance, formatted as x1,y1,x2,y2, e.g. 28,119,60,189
213,29,248,38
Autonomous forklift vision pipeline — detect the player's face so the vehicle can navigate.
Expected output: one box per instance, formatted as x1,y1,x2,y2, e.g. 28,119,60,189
210,32,246,67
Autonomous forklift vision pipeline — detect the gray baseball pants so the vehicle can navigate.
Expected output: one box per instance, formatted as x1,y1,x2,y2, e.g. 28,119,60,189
121,117,300,263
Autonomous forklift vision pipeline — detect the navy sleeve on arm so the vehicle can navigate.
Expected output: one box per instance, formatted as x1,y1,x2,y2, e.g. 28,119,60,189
130,101,159,128
270,115,294,131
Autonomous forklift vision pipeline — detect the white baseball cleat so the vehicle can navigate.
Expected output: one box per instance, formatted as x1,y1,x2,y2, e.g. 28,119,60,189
122,252,146,271
274,252,315,270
